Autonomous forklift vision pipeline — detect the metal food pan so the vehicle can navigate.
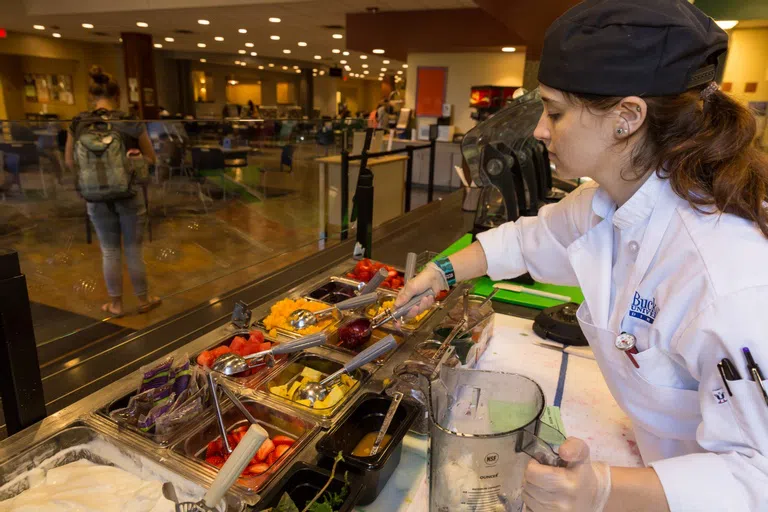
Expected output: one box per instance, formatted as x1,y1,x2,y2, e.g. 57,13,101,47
0,421,246,511
171,397,318,501
363,291,437,332
324,323,405,365
256,298,341,340
339,260,406,292
306,277,361,304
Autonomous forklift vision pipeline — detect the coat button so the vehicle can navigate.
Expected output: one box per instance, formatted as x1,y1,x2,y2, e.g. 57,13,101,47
628,241,640,254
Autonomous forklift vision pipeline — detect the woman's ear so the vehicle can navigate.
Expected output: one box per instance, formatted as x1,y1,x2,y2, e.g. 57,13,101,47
612,96,647,139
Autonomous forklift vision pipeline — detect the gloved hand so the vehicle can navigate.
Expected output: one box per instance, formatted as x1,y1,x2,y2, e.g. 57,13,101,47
523,437,612,512
394,263,448,318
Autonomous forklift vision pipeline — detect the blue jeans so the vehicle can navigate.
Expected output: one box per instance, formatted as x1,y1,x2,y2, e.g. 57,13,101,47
86,196,148,298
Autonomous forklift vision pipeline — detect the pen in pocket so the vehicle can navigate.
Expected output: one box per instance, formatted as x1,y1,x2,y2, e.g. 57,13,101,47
742,347,768,407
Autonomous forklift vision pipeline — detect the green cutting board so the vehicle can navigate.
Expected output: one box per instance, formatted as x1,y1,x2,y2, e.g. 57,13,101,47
434,234,584,310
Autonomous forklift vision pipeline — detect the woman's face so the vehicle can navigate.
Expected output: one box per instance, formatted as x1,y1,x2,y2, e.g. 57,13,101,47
533,84,618,180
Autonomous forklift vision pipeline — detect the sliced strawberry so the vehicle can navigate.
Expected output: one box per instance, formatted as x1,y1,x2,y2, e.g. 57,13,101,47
271,435,295,446
206,455,225,468
232,430,245,444
206,438,224,458
266,451,277,466
274,444,290,459
255,438,275,461
247,463,269,475
233,425,248,434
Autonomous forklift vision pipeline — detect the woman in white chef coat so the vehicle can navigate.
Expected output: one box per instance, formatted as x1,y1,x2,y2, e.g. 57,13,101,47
397,0,768,510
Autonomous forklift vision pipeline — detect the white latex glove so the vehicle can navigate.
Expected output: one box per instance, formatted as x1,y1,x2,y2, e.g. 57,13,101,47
394,263,448,318
523,437,612,512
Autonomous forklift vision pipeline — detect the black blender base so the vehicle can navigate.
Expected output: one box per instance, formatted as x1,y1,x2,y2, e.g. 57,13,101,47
533,302,588,346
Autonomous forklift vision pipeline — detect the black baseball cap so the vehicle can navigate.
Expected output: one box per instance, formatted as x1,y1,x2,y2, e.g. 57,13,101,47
538,0,729,96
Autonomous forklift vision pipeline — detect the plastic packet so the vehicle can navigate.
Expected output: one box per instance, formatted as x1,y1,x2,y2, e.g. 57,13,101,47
138,355,175,393
155,396,205,435
138,393,176,432
171,357,192,396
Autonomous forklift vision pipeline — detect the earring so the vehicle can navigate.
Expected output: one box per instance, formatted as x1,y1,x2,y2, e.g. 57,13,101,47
616,128,625,135
636,106,641,113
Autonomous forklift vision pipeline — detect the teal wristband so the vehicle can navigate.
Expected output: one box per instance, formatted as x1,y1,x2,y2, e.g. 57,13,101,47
434,257,457,287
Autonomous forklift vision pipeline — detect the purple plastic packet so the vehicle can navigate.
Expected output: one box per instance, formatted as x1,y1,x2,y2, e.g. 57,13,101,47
155,396,204,435
171,358,192,397
138,355,174,394
138,393,175,433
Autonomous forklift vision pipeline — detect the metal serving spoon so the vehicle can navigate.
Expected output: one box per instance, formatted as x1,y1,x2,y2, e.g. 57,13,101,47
294,334,398,406
211,333,327,376
369,392,403,457
358,267,389,295
288,293,379,331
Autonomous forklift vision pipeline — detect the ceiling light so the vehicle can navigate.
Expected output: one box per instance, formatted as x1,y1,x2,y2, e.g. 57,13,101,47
136,22,149,28
379,73,385,76
381,67,387,71
362,64,368,68
314,55,322,60
119,37,123,42
402,63,408,68
198,43,207,48
313,73,317,77
293,65,299,69
319,70,325,75
332,49,341,54
296,69,301,73
250,51,257,56
378,77,383,81
383,60,390,64
360,55,367,59
268,63,275,67
283,49,291,54
363,70,369,75
245,42,254,47
241,62,246,66
332,33,343,39
238,49,246,54
298,41,307,47
340,60,347,65
269,17,281,23
344,65,351,71
238,28,247,34
397,70,403,75
716,20,739,30
372,49,385,54
82,23,94,29
33,25,45,30
235,60,241,64
165,37,174,42
270,35,280,40
229,79,238,85
501,47,516,52
258,65,264,69
215,36,224,41
198,19,210,25
282,65,288,70
343,51,349,56
153,43,162,48
200,58,207,62
52,32,61,38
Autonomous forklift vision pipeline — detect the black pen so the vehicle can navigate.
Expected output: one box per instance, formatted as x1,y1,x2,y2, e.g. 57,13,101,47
717,362,733,397
742,347,768,406
722,357,741,380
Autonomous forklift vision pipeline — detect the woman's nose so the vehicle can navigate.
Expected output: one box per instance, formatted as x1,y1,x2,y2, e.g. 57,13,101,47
533,114,550,144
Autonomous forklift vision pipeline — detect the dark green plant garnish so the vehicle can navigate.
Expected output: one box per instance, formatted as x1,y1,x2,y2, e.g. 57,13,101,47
261,452,349,512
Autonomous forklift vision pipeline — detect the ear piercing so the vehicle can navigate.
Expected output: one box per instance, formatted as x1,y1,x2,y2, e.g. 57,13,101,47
616,128,626,135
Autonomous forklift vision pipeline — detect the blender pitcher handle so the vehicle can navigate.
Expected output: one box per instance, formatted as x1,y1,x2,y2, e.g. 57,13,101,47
518,426,567,468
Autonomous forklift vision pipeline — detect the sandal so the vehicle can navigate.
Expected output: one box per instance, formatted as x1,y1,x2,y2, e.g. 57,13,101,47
101,302,124,318
138,296,162,314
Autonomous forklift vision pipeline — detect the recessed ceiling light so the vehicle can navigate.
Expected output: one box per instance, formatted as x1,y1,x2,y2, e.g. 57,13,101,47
716,20,739,30
313,73,317,77
268,63,275,67
372,49,385,54
293,65,299,69
200,58,207,62
332,49,340,54
238,28,247,34
198,43,207,48
295,69,301,73
360,55,367,59
381,67,387,71
283,49,291,54
52,32,61,38
379,72,385,76
332,34,343,39
312,68,317,72
245,42,254,47
153,43,162,48
282,65,288,70
269,17,281,23
258,65,264,69
383,60,390,64
198,19,210,25
241,62,246,66
136,22,148,28
250,51,257,56
235,60,241,64
343,51,349,56
362,64,368,68
364,70,369,75
319,70,325,75
298,41,307,47
378,77,383,81
33,25,45,30
82,23,94,29
340,60,347,64
402,63,408,68
314,55,322,60
501,47,516,52
238,49,246,54
119,37,123,42
270,35,280,40
344,65,351,71
165,37,174,42
397,70,403,75
215,36,224,41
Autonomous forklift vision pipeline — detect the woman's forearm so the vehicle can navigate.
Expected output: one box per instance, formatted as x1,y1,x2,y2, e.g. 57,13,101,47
447,241,489,283
606,467,670,512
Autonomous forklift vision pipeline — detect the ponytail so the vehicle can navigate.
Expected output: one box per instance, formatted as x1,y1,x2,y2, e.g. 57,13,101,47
88,65,120,100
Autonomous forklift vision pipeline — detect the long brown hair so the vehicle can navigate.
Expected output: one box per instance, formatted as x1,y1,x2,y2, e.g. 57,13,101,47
88,65,120,100
566,86,768,237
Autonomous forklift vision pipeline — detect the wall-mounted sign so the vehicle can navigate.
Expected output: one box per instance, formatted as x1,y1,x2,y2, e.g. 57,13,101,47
128,77,139,103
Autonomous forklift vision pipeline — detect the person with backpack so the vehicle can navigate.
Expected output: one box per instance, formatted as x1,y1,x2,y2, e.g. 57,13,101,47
65,66,159,317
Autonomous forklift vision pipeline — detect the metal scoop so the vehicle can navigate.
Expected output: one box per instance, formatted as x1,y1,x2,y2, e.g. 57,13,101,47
371,288,435,329
211,333,327,376
288,292,379,331
294,334,398,406
359,267,389,295
369,391,403,457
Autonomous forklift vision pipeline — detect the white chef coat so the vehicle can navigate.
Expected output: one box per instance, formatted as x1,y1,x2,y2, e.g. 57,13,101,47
476,171,768,511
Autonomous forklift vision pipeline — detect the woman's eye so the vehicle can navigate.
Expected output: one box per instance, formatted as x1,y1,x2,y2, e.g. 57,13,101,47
548,113,561,121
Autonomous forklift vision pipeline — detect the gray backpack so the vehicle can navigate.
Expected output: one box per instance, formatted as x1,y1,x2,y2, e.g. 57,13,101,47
74,117,135,202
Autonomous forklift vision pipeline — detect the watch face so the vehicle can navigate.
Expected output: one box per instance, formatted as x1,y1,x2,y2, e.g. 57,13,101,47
615,332,636,351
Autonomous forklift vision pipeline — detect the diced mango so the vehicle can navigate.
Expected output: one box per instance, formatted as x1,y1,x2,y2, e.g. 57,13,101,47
287,380,303,399
300,366,324,382
296,399,312,407
340,374,355,387
270,384,288,398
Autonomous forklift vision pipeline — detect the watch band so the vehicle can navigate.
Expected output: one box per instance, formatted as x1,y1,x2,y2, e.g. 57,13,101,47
434,257,457,287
